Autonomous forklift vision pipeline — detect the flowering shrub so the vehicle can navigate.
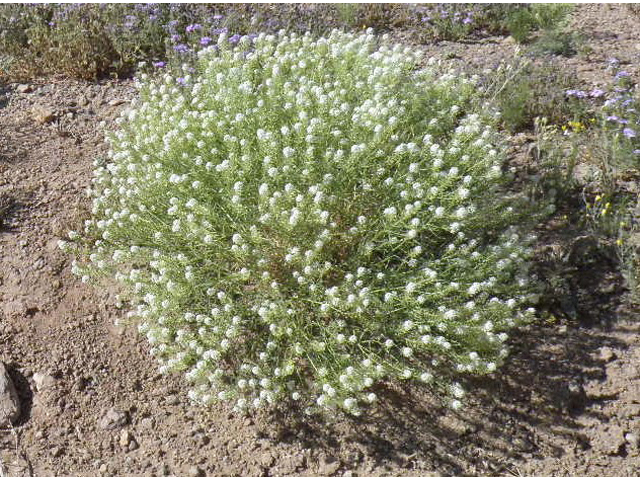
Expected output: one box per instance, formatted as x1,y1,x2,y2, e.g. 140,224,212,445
63,30,537,414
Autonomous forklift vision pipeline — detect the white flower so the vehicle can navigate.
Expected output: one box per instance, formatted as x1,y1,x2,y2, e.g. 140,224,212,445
383,207,397,216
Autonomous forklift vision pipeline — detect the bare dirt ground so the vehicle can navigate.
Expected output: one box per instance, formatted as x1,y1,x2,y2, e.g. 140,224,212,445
1,4,639,477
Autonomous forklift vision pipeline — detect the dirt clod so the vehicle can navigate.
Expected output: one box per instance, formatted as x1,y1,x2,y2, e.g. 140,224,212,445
98,408,129,430
30,105,56,124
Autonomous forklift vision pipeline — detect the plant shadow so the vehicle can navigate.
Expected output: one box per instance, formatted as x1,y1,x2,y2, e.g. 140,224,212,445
257,236,628,475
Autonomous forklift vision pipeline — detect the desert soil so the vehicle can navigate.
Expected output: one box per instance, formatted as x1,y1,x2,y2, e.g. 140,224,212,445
1,4,639,477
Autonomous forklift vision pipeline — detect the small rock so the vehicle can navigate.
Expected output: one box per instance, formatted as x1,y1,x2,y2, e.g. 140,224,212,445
598,346,617,363
99,464,108,473
139,416,155,430
108,99,126,107
119,429,132,447
16,84,33,94
31,106,56,124
166,395,180,405
128,439,139,451
52,446,64,457
98,407,128,430
625,432,639,447
33,372,55,391
188,466,205,477
0,362,21,426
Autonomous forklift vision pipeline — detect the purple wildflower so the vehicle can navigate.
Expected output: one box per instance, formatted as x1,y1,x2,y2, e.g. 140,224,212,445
153,61,166,68
229,33,241,44
186,23,202,33
623,128,636,138
173,44,190,54
170,34,181,43
589,88,606,98
462,17,473,24
200,36,212,46
606,115,619,122
616,71,630,79
213,14,224,20
566,89,587,98
633,149,640,155
176,77,187,86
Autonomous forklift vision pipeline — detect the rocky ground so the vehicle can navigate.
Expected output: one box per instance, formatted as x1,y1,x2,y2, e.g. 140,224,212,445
0,4,639,477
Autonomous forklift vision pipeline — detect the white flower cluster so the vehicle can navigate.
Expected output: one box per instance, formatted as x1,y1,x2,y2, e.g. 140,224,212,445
65,29,537,415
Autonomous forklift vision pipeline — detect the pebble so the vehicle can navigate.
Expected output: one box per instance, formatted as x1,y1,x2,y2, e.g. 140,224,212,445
0,362,21,426
119,429,132,447
33,372,56,391
139,416,155,430
16,84,33,94
188,466,205,477
98,407,129,430
598,346,617,363
99,464,108,473
625,432,639,447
